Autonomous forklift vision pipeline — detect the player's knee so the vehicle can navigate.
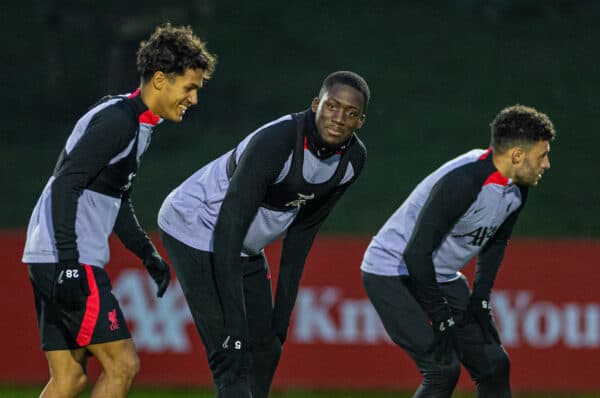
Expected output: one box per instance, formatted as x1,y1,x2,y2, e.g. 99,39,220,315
478,348,510,385
425,360,461,387
441,360,461,385
212,351,252,390
50,372,88,395
106,352,140,381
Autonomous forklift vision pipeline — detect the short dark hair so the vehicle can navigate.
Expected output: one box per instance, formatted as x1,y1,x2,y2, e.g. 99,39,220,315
136,22,217,83
490,104,556,153
319,71,370,111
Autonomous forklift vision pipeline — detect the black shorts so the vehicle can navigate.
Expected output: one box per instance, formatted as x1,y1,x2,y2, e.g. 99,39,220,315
28,263,131,351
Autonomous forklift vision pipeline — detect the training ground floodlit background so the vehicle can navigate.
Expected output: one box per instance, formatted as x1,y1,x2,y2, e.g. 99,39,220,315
3,0,599,237
2,2,600,396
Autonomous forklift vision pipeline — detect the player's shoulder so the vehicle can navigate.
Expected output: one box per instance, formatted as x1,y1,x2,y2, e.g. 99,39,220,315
248,113,297,147
87,95,138,134
434,149,490,192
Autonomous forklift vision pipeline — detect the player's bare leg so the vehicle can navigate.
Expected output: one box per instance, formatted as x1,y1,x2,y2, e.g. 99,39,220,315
41,348,88,398
87,338,139,398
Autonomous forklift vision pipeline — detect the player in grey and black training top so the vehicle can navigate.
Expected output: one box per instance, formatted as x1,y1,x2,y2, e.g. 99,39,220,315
22,23,215,398
362,105,555,398
158,71,369,397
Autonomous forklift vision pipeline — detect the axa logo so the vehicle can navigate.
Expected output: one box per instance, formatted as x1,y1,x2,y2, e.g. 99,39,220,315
452,225,499,246
285,192,315,209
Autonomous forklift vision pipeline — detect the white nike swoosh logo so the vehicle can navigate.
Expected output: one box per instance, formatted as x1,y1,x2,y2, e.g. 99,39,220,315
57,270,65,284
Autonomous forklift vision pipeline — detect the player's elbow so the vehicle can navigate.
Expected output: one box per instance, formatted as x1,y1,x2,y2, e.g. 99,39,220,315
403,247,426,274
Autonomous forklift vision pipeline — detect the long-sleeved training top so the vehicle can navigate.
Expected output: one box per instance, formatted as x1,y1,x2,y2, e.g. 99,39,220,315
23,89,161,268
362,148,528,319
158,108,366,336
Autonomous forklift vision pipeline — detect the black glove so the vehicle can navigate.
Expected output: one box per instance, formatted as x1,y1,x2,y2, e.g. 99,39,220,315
53,262,90,311
143,252,171,298
273,318,289,345
208,334,248,381
465,296,501,345
428,316,460,364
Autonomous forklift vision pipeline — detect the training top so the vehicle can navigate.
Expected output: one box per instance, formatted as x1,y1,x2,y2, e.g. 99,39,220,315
362,148,527,318
159,108,366,336
22,89,161,268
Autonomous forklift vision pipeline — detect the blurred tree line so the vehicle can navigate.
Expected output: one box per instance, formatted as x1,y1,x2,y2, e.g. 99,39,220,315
2,1,599,236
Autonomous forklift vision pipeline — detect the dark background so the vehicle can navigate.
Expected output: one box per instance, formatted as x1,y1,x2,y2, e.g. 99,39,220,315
2,1,598,236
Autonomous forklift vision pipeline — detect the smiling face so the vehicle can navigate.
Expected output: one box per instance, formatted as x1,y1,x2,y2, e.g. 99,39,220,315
151,68,206,122
513,140,551,186
311,83,366,148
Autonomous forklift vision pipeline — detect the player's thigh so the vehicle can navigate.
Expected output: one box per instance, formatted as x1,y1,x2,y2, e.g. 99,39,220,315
29,263,87,351
456,321,509,380
362,271,432,354
160,231,225,351
439,274,471,320
242,254,275,342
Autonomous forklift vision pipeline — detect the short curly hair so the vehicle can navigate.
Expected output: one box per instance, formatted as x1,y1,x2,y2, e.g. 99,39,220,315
490,104,556,153
136,22,217,83
319,71,370,111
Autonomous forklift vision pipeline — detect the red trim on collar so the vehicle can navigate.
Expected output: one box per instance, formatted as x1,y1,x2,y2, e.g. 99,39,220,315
479,147,492,160
483,171,509,186
128,88,141,98
139,110,160,126
128,88,160,125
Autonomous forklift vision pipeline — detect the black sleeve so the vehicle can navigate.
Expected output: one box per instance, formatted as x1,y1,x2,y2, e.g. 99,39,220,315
272,186,347,340
113,189,157,260
212,123,296,335
51,105,136,263
403,168,480,321
472,186,528,299
272,146,365,341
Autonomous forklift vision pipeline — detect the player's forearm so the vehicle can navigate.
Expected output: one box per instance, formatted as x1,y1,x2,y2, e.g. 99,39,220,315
272,224,319,341
272,260,305,342
51,173,86,262
473,239,507,299
212,197,256,335
404,254,450,321
113,195,155,259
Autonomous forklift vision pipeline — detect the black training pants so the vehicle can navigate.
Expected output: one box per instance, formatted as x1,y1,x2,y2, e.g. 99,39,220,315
161,231,281,398
362,271,511,398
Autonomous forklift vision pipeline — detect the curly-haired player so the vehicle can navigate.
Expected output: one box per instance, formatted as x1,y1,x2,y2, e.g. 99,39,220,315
362,105,555,397
22,23,216,397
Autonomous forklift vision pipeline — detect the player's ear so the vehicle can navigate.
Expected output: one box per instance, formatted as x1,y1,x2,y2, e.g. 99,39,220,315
510,146,525,165
311,97,320,113
357,114,366,129
152,71,168,90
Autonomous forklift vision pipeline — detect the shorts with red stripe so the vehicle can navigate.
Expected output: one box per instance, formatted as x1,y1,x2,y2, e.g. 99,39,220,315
28,263,131,350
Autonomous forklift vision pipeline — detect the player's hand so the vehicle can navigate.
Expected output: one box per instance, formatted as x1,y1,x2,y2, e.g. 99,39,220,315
465,296,501,345
273,319,289,345
208,334,249,381
143,252,171,298
428,316,460,364
53,262,90,311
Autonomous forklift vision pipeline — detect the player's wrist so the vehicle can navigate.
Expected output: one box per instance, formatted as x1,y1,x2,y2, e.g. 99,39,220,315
57,248,80,265
428,297,453,324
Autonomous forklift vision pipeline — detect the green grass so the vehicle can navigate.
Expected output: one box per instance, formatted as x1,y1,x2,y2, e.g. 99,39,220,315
0,387,598,398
